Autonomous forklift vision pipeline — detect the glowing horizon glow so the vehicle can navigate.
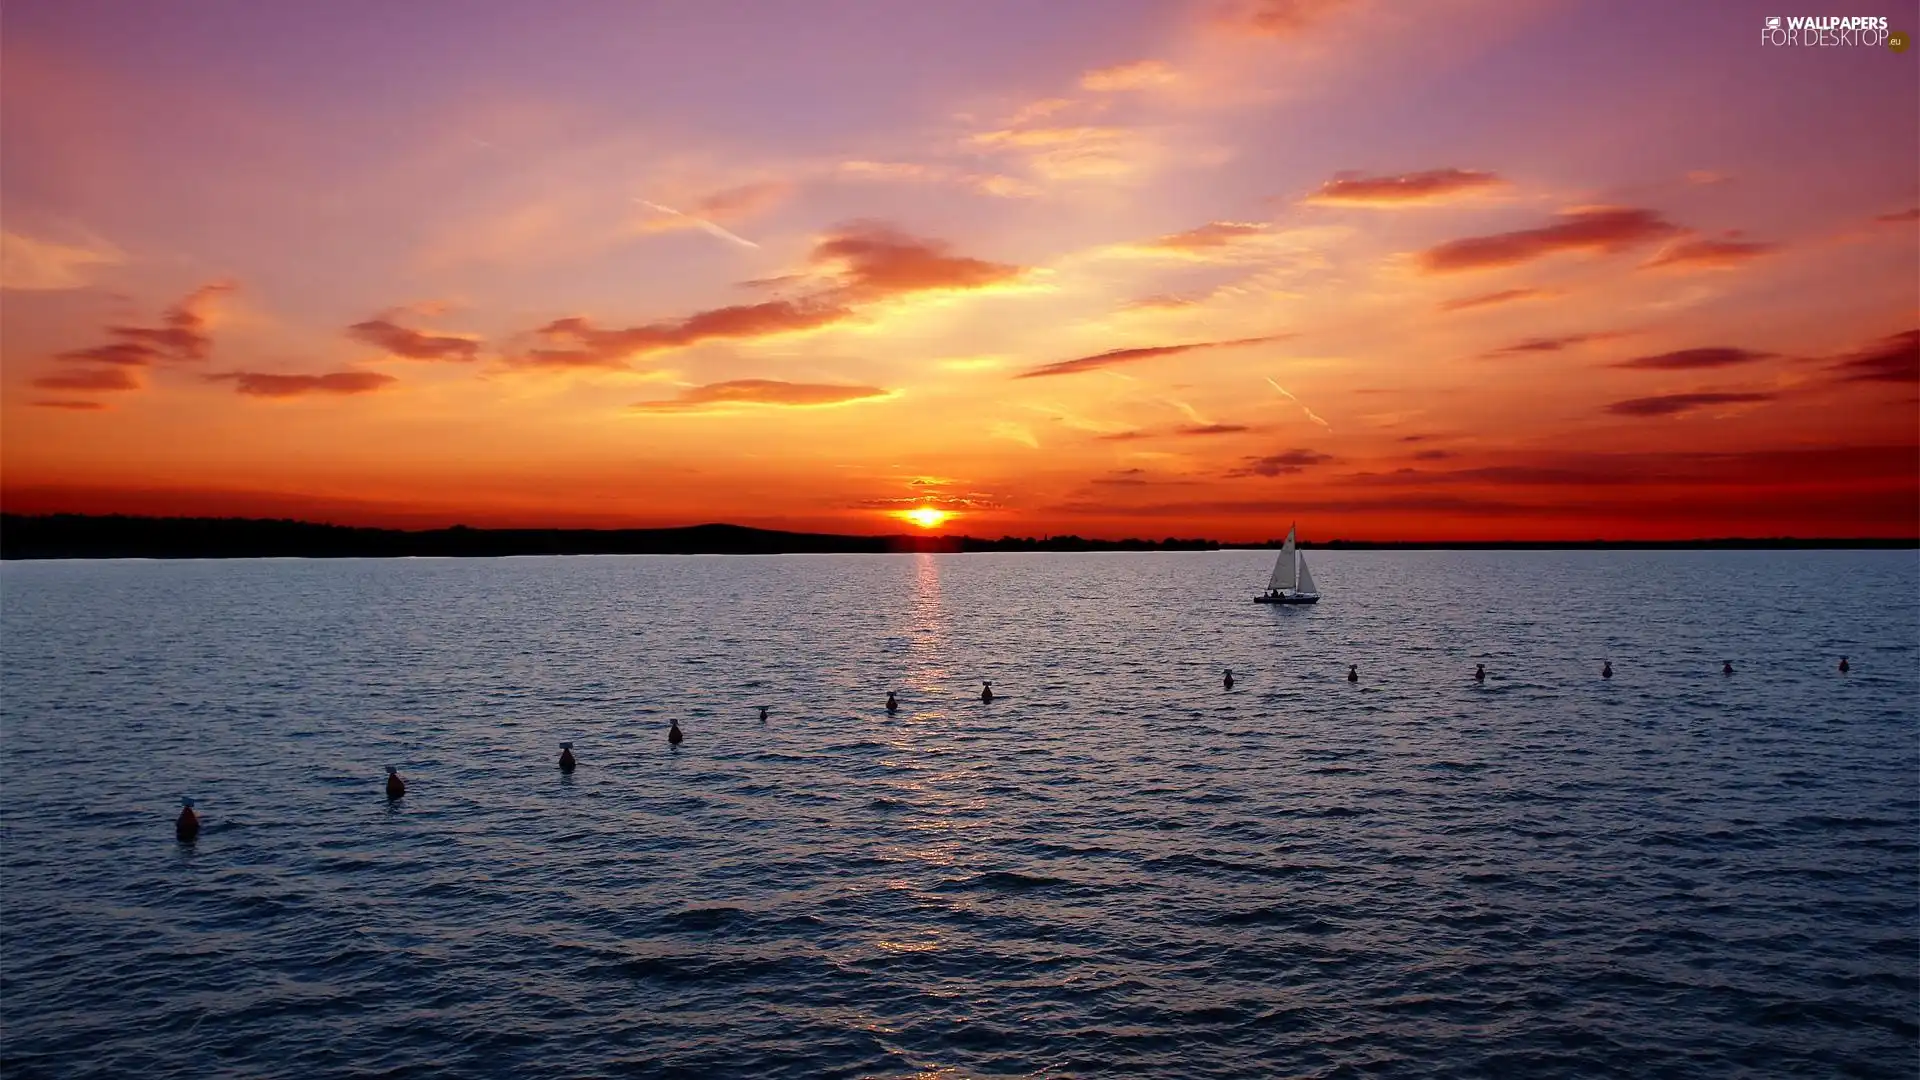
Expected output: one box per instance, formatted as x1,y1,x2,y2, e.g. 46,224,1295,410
902,507,952,530
0,2,1914,541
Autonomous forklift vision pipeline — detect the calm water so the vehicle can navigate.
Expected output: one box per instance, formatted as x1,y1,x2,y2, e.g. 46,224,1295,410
2,550,1916,1079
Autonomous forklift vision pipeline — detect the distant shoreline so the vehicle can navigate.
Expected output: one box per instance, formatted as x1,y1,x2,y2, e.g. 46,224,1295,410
1,513,1913,560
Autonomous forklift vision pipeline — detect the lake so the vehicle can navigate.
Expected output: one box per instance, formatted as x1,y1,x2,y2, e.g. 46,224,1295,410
2,550,1915,1078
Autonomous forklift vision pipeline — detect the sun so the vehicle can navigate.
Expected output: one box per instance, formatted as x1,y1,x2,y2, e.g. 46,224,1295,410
902,507,951,529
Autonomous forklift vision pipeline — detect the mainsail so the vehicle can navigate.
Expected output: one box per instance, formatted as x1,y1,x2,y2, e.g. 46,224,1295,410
1295,552,1318,596
1268,526,1297,592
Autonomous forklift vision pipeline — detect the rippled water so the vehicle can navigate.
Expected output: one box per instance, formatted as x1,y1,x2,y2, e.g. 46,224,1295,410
2,550,1915,1078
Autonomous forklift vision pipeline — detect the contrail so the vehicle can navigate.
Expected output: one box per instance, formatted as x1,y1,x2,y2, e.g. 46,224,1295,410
1266,377,1332,432
637,199,759,249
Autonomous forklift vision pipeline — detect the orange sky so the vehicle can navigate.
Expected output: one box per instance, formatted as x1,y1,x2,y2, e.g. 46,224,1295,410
2,0,1916,540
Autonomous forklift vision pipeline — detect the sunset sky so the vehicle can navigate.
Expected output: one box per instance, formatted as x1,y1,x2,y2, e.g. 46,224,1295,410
3,0,1915,540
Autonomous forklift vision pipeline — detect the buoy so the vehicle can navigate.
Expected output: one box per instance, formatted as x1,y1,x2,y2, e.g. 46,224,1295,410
1474,663,1486,683
886,692,899,714
1723,661,1734,676
758,705,770,722
1602,661,1613,679
668,720,684,747
1223,668,1235,691
386,767,406,801
1839,656,1850,674
980,681,994,704
175,798,199,844
1347,665,1358,683
559,742,576,773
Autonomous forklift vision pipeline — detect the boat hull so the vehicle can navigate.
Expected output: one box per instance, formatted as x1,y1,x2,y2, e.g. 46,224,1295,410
1254,594,1320,604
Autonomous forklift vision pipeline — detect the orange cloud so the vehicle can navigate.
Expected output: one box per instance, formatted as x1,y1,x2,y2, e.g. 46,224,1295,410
1490,331,1625,355
1612,347,1771,370
1605,391,1773,417
1080,59,1177,91
691,181,792,220
631,379,890,413
29,399,109,411
521,301,853,368
1219,0,1354,37
207,371,397,398
1642,238,1780,270
347,314,482,362
1140,221,1268,254
808,220,1025,299
1828,329,1918,383
1124,294,1199,310
834,161,1038,199
1873,208,1919,224
1017,334,1287,378
53,281,236,367
32,367,140,392
1227,448,1335,476
1,231,123,291
1178,423,1253,436
1421,208,1685,273
1439,287,1558,313
1304,168,1504,206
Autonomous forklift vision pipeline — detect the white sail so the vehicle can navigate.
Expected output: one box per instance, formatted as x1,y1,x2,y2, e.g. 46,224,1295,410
1296,552,1318,596
1267,526,1296,591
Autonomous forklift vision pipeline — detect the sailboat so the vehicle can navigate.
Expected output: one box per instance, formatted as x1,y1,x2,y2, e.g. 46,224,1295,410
1254,524,1320,604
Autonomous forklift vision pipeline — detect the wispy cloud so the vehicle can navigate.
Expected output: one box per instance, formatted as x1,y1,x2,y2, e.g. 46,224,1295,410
637,198,761,249
1612,347,1771,370
348,313,482,361
1216,0,1355,37
1303,168,1504,207
1827,329,1917,384
1421,208,1685,273
33,367,141,392
1,231,124,291
1227,448,1335,477
631,379,891,413
1080,59,1177,92
1642,237,1780,270
1488,331,1626,355
1265,377,1332,430
1018,335,1286,379
1605,391,1773,417
208,371,397,398
1439,287,1559,313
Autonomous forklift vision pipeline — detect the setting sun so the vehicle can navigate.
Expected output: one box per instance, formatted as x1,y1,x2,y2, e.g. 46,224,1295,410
902,507,951,530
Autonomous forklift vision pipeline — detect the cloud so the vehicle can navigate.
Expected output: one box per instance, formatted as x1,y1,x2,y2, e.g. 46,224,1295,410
1124,294,1199,311
990,422,1040,448
208,371,397,398
1178,423,1252,436
520,301,852,368
1490,332,1624,355
32,367,140,392
1605,391,1773,417
835,160,1039,199
1,231,123,291
1612,347,1771,370
1439,287,1558,313
1228,449,1334,477
1420,208,1685,273
1642,238,1780,270
1303,168,1504,207
1874,208,1919,224
1264,378,1332,430
637,200,760,249
966,125,1156,182
1412,449,1456,461
1686,171,1732,186
513,223,1022,368
1017,334,1286,379
30,399,109,411
809,220,1026,300
1828,330,1918,384
1108,220,1273,262
631,379,890,413
53,281,236,368
1218,0,1355,37
347,315,482,362
692,181,792,220
1080,59,1177,91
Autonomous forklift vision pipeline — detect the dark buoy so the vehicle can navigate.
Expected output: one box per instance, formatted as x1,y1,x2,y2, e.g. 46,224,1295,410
1723,661,1734,676
1474,663,1486,683
980,681,994,704
668,720,684,747
1347,665,1359,683
386,766,406,801
758,705,770,722
1223,668,1235,691
1839,656,1850,674
559,742,576,773
886,691,899,714
175,798,199,844
1602,660,1613,679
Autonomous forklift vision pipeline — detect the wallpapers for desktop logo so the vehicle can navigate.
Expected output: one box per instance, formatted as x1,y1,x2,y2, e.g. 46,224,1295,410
1760,15,1905,49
